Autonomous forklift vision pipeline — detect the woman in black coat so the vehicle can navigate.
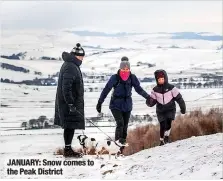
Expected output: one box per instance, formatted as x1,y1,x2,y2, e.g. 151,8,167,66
54,43,85,158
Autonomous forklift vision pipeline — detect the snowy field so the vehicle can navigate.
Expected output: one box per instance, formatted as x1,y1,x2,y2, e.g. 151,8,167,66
1,31,222,131
1,48,222,81
1,30,222,81
0,82,222,132
0,133,222,179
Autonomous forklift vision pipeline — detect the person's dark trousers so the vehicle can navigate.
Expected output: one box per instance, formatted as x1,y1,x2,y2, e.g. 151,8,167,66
64,128,75,148
111,109,131,141
159,118,172,139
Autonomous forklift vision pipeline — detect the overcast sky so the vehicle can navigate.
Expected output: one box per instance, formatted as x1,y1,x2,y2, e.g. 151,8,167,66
1,1,222,33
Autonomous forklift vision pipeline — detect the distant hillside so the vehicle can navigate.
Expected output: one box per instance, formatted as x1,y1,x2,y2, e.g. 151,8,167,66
65,30,145,37
170,32,222,41
1,52,27,60
1,62,30,73
65,30,223,41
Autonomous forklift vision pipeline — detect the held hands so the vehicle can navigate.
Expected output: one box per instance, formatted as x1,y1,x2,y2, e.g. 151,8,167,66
146,96,156,107
146,96,150,106
96,102,102,113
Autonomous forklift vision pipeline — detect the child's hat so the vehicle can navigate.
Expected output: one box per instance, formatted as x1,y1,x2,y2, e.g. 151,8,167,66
157,72,165,79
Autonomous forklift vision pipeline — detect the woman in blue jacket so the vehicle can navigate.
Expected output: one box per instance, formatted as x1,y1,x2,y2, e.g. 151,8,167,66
96,56,149,152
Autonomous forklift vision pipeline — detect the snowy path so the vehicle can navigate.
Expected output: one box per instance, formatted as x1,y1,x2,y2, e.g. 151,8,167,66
0,133,222,179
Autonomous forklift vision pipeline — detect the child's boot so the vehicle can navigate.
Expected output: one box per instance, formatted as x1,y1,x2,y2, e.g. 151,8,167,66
159,138,165,146
164,129,171,144
164,136,170,144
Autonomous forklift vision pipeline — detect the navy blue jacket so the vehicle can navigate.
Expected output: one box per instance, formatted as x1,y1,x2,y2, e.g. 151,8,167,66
98,71,149,112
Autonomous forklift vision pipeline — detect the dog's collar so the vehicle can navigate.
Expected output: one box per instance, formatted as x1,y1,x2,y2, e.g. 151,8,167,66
80,137,88,148
113,140,123,148
115,143,122,148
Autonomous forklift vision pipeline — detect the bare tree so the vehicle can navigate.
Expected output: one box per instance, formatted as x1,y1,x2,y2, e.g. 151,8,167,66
213,80,218,88
29,119,37,128
44,121,50,128
197,83,202,88
203,82,209,88
192,83,196,88
38,116,47,128
21,122,27,129
189,77,194,82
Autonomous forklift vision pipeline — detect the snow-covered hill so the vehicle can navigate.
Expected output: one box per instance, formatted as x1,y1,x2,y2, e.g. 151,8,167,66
1,82,222,130
1,29,222,133
0,133,222,179
102,133,223,180
1,30,222,81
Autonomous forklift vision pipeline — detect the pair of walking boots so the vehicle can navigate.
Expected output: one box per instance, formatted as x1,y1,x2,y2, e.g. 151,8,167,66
63,146,83,158
159,136,170,146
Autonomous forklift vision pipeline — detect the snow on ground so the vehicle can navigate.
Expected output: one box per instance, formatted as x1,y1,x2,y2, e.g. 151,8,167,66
1,59,63,75
82,47,222,79
0,58,63,79
0,69,42,82
0,133,222,179
0,82,222,130
102,133,223,180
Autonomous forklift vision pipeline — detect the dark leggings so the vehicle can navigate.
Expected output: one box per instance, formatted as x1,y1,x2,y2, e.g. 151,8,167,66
64,128,75,146
160,119,172,138
111,109,131,141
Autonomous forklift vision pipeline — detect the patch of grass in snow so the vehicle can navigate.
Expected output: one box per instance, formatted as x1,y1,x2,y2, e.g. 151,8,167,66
124,108,223,156
55,108,222,157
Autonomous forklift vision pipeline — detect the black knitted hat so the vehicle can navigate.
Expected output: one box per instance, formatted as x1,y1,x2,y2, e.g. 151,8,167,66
71,43,85,56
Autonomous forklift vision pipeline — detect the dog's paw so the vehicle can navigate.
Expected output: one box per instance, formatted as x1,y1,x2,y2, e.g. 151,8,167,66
124,143,129,147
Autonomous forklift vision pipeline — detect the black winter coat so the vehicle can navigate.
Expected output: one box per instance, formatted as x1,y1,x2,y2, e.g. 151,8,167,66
54,52,85,129
146,70,186,122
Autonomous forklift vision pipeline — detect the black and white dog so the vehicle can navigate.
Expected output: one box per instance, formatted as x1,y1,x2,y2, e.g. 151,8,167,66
77,135,97,155
95,138,129,159
77,135,129,159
